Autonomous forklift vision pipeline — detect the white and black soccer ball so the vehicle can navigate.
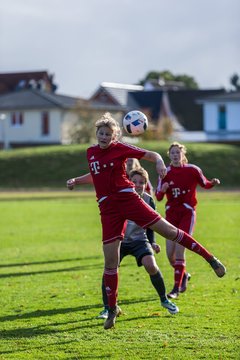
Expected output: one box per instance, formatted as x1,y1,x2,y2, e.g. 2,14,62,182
122,110,148,135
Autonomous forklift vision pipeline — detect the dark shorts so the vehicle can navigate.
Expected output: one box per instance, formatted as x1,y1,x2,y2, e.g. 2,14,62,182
120,240,154,267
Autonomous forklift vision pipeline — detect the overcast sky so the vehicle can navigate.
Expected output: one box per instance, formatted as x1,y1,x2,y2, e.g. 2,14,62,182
0,0,239,98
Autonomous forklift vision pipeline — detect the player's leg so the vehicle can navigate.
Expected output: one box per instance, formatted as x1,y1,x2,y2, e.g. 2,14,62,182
177,206,195,293
103,239,120,306
141,254,166,300
164,209,181,298
122,194,225,277
165,239,177,297
166,238,176,266
96,274,109,319
138,247,179,315
103,240,122,329
180,272,191,293
167,243,185,299
100,201,126,329
97,245,127,320
150,218,226,277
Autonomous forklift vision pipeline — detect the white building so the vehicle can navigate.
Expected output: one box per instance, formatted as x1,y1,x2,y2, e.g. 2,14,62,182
197,91,240,142
0,88,126,149
0,89,86,149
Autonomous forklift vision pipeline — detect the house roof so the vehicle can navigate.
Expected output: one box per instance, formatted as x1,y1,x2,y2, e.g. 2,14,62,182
167,89,226,131
128,89,226,131
90,82,144,106
128,91,164,120
0,70,57,94
197,91,240,103
0,89,86,111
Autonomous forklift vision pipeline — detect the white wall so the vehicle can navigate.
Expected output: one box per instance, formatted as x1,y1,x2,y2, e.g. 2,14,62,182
61,111,79,144
0,109,91,147
204,102,240,131
203,103,218,131
227,103,240,130
0,109,64,145
203,101,240,141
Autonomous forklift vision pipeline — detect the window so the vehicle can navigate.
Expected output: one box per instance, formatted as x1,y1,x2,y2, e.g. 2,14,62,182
11,112,24,126
41,112,49,135
218,105,226,130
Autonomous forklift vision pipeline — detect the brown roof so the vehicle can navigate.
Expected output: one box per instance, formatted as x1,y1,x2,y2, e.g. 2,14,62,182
0,71,57,94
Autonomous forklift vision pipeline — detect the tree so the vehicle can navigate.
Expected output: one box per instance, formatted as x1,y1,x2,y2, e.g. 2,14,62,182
230,73,240,90
139,70,199,89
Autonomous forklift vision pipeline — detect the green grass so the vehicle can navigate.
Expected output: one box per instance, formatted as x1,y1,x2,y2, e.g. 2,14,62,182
0,191,239,359
0,141,239,188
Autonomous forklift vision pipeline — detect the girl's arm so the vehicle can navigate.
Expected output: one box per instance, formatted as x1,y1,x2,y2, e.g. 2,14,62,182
142,150,166,179
155,181,169,201
66,173,93,190
196,166,221,189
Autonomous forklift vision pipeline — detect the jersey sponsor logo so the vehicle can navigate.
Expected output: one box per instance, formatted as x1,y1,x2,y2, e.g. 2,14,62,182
90,160,114,174
90,161,100,174
172,187,181,198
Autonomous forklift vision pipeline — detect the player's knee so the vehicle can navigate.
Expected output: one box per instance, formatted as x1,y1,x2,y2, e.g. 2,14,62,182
144,263,159,275
168,256,175,266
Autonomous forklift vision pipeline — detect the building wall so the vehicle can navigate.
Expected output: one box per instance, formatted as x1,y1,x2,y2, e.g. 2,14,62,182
203,104,216,131
0,109,64,147
203,101,240,141
227,103,240,130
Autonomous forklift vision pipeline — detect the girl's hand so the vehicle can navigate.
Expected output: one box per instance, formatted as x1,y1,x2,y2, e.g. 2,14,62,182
67,178,75,190
152,243,161,254
161,182,169,193
156,159,167,179
211,178,220,186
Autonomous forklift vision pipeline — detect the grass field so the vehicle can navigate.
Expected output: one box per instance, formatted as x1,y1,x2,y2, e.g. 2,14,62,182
0,191,239,359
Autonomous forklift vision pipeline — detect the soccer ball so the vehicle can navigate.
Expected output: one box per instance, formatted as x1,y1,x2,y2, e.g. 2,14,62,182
122,110,148,135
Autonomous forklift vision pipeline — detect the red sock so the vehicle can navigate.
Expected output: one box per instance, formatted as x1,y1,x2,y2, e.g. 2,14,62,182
174,259,185,289
104,268,118,308
174,229,213,262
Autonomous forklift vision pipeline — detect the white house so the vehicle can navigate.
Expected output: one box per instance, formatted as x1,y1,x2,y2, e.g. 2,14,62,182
0,88,127,149
0,89,86,149
197,91,240,142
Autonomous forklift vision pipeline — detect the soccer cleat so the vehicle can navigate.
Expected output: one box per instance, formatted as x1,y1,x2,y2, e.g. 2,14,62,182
96,309,109,319
209,257,226,278
104,305,122,330
180,272,191,293
161,299,179,314
167,288,179,299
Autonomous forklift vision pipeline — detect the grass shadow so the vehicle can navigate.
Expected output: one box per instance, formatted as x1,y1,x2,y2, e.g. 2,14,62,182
0,263,103,279
0,313,158,339
0,255,102,268
0,297,156,322
0,339,77,355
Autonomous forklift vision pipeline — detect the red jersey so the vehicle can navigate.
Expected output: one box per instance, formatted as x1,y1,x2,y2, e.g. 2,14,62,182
87,141,146,201
155,164,213,208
